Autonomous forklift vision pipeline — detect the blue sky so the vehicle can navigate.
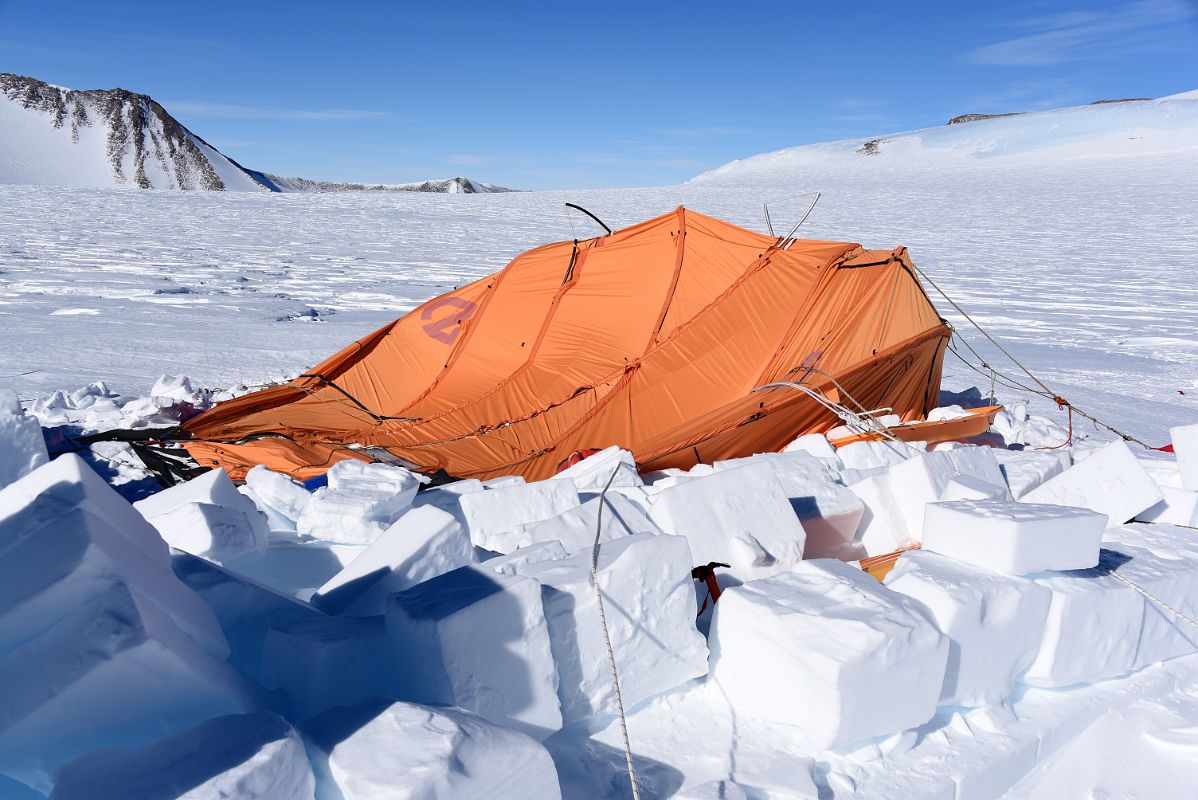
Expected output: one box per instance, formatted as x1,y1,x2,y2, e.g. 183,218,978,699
2,0,1195,189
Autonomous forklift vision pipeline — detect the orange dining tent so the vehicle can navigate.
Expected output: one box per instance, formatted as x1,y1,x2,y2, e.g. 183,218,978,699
180,207,951,481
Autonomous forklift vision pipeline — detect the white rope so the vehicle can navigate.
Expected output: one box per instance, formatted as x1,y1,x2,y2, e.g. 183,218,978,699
591,464,640,800
1098,553,1198,632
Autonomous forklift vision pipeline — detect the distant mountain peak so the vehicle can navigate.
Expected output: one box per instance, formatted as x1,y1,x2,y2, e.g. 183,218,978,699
0,72,247,190
0,72,516,193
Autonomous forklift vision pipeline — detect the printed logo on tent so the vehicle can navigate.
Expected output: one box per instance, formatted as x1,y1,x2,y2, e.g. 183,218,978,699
421,297,478,345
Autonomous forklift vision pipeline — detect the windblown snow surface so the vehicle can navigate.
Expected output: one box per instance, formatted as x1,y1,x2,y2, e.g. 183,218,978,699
1,94,1198,799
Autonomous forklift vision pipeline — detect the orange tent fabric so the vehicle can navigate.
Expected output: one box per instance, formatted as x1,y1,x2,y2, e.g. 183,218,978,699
181,207,950,481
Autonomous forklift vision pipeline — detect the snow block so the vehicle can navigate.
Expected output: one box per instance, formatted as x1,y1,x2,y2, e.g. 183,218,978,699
386,565,562,739
885,550,1052,707
50,713,315,800
0,499,228,660
311,506,475,615
458,478,580,553
0,453,168,567
240,484,297,533
709,560,948,750
939,474,1009,502
295,460,423,545
0,389,20,417
0,406,48,491
922,499,1106,575
518,533,708,725
171,552,323,683
1023,523,1198,687
0,583,257,790
992,448,1069,499
303,699,561,800
410,478,484,529
715,451,864,560
135,467,259,525
553,445,643,491
140,501,267,565
1136,486,1198,527
1172,422,1198,491
508,491,657,554
482,540,569,575
260,615,399,721
1022,440,1162,524
783,431,842,465
886,447,1010,543
244,465,312,530
844,472,911,557
228,540,363,602
836,439,912,470
648,461,806,582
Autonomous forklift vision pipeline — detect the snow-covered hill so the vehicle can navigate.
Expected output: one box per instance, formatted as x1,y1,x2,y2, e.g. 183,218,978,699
264,174,512,193
0,73,266,191
693,94,1198,184
0,73,512,193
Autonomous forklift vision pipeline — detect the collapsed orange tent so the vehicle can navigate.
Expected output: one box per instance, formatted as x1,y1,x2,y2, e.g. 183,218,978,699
180,207,951,481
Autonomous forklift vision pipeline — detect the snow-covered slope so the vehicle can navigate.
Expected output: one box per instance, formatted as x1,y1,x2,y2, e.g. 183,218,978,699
693,94,1198,184
264,174,512,193
0,73,266,191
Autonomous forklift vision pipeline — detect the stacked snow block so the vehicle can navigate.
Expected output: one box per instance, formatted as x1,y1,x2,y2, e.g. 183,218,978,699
991,448,1069,499
172,552,324,684
410,477,485,529
507,492,657,555
302,700,562,800
0,456,261,789
0,389,48,491
845,445,1010,558
782,431,842,465
224,539,364,601
553,445,643,492
482,541,569,575
133,468,270,565
714,451,864,560
458,478,580,553
311,505,476,615
648,461,806,582
296,460,423,545
1136,486,1198,527
843,471,912,558
1173,422,1198,490
386,565,563,739
836,439,913,470
709,559,948,750
922,499,1106,574
885,550,1052,707
260,615,400,722
517,533,709,725
241,464,313,533
886,447,1009,542
51,713,315,800
1022,522,1198,688
1022,440,1162,524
